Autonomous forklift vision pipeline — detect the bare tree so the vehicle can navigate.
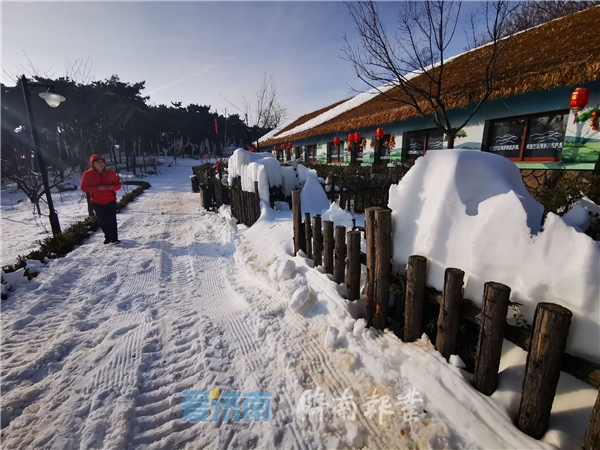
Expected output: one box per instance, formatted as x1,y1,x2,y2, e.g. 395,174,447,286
343,0,517,148
1,146,73,217
506,1,597,34
222,73,287,151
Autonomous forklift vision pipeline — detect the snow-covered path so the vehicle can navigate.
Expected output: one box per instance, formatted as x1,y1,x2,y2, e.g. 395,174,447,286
3,160,592,449
1,162,417,449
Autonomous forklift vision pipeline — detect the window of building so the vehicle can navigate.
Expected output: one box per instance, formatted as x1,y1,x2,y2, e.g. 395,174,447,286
305,145,317,163
402,128,444,162
485,110,569,161
295,146,303,162
327,141,344,164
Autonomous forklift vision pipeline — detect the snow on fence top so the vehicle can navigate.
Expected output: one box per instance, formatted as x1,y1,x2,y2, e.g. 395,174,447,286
228,148,318,202
389,149,600,362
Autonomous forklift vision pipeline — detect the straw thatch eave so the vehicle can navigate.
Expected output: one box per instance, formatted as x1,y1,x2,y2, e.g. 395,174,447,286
262,5,600,148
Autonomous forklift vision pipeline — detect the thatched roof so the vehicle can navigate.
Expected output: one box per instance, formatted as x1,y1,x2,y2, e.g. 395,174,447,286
264,6,600,147
272,98,350,137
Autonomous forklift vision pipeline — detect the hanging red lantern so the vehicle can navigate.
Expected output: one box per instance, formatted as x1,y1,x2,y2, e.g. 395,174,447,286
333,137,340,146
375,128,384,139
354,132,361,142
571,88,590,124
347,133,354,143
288,142,293,149
273,145,278,151
570,88,590,111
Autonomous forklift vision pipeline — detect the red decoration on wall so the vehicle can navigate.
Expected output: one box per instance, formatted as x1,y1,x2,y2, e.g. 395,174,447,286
354,132,361,142
571,88,590,124
570,88,590,111
333,137,340,146
214,118,219,134
288,142,293,149
375,128,384,139
347,134,354,143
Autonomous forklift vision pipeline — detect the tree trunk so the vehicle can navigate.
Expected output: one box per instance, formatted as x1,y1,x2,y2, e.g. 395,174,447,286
446,130,456,149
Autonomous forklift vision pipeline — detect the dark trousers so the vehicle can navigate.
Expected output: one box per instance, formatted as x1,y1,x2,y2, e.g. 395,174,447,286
92,201,118,242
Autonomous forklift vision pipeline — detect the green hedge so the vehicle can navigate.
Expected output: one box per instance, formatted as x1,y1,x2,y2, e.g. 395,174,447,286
2,180,151,281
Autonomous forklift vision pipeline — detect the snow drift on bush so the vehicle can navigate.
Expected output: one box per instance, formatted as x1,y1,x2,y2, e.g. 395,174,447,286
388,149,600,362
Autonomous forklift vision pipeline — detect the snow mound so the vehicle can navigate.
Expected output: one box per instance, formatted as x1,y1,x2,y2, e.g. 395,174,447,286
388,149,600,362
300,176,329,216
321,202,354,229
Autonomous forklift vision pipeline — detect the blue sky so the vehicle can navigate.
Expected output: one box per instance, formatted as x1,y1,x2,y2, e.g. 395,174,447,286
2,1,481,120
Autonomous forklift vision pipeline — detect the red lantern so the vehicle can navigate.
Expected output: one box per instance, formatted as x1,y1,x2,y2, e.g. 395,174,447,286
273,145,278,151
570,88,589,111
333,137,340,146
375,128,384,139
571,88,590,124
288,142,292,149
347,133,354,143
354,132,361,142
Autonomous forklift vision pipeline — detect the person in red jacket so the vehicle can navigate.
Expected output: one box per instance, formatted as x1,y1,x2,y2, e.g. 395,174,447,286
81,154,122,244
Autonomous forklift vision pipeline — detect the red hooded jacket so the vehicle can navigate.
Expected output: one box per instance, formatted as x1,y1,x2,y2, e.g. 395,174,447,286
80,154,122,205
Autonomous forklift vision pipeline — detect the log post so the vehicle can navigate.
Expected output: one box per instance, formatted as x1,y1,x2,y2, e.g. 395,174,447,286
435,268,465,360
346,230,361,301
373,209,392,330
517,302,572,439
312,215,323,267
473,282,511,396
334,226,346,285
292,190,303,255
323,220,334,275
365,207,381,327
404,255,427,342
583,390,600,450
304,212,313,259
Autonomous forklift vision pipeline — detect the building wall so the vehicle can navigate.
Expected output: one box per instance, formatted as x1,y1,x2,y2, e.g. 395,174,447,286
291,81,599,170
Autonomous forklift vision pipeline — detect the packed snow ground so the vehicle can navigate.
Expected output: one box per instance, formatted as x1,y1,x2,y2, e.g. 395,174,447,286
1,159,596,449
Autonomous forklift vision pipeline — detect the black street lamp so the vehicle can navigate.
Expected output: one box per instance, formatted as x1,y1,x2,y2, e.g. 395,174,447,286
20,75,66,236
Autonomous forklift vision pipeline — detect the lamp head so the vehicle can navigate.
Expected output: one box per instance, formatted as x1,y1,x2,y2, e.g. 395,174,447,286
39,88,66,108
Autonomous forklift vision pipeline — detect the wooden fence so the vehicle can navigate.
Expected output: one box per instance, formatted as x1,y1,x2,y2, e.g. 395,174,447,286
291,193,600,445
324,173,397,213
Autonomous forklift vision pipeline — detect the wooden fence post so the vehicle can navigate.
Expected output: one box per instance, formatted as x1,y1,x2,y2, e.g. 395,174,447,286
373,209,392,330
473,282,511,396
435,268,465,361
304,212,313,259
404,255,427,342
517,302,572,439
312,215,323,267
583,390,600,450
365,207,381,327
323,220,334,275
292,190,303,255
346,230,361,301
334,226,346,285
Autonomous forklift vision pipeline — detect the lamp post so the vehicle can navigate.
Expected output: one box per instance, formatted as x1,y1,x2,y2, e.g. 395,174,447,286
20,75,66,236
